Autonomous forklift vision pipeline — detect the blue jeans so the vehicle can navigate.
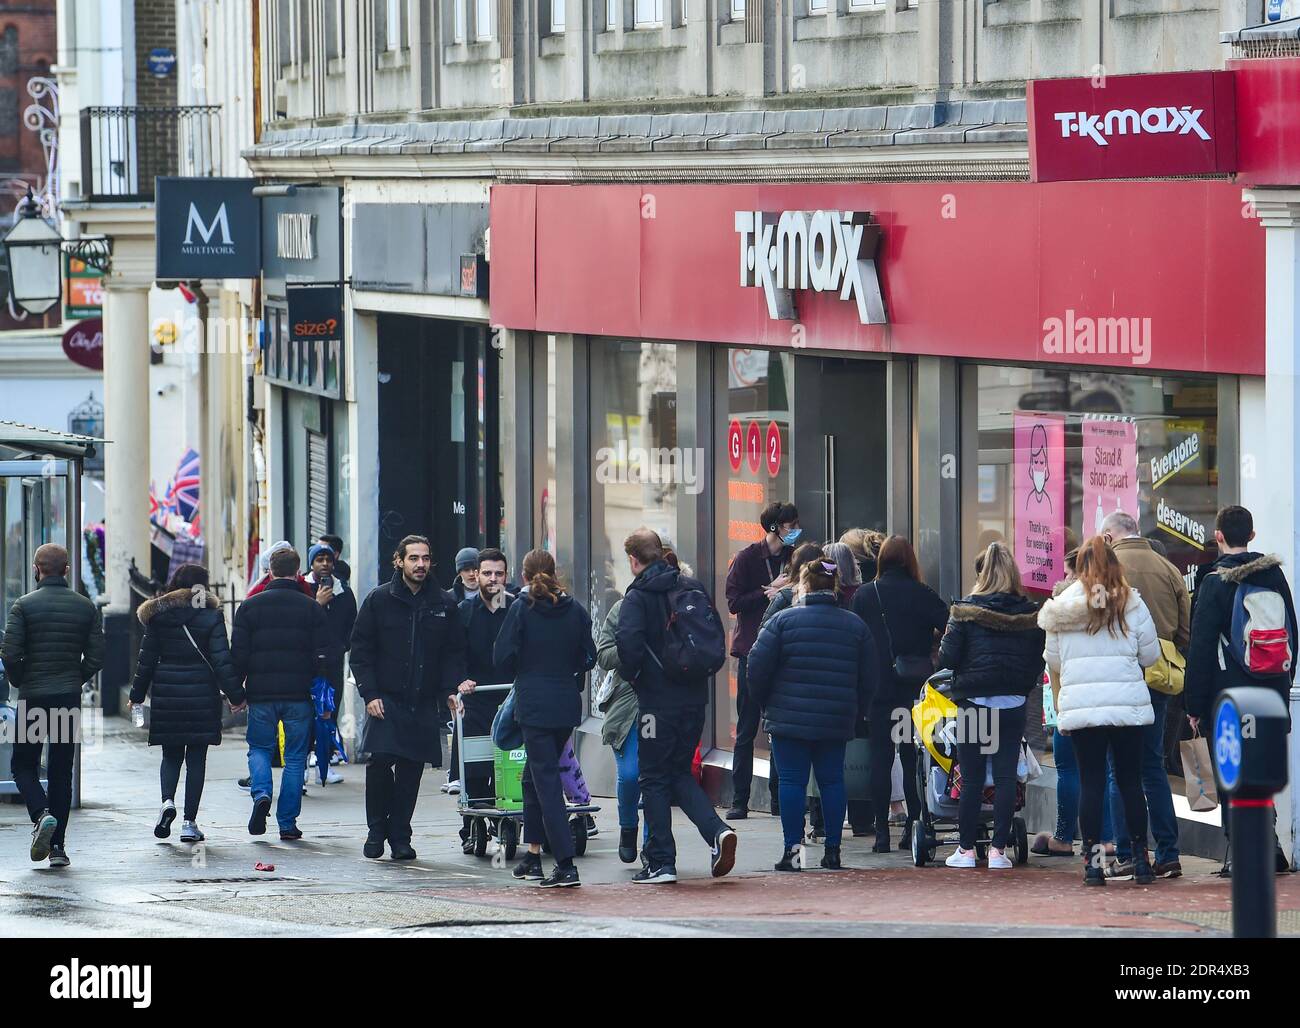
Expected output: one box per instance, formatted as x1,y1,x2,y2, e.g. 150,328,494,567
1109,690,1179,864
1053,727,1114,846
247,700,313,831
770,735,847,850
613,729,641,829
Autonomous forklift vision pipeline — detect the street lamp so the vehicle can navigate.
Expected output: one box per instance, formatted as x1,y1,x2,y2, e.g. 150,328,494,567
2,188,112,316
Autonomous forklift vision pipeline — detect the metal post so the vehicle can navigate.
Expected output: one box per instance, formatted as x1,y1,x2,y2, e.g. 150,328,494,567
1231,798,1277,938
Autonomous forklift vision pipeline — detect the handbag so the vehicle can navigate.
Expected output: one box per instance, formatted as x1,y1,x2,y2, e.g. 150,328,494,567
873,581,933,689
593,668,617,709
1144,638,1186,696
181,624,219,686
491,686,523,751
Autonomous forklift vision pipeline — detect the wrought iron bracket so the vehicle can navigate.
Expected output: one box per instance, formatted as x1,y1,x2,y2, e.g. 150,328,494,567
62,236,112,273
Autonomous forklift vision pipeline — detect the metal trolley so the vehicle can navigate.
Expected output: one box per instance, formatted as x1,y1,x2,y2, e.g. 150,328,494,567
453,683,599,861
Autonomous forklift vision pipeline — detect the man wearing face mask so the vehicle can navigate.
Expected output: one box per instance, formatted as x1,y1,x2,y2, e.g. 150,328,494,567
724,501,800,819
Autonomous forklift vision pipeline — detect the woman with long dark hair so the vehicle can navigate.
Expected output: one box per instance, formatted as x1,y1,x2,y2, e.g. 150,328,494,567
1038,536,1160,886
851,535,950,852
129,564,245,842
494,550,597,888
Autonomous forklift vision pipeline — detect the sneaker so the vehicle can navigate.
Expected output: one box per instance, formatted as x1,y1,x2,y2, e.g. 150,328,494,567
512,854,544,880
987,846,1013,870
180,821,204,843
583,814,598,837
945,847,977,868
154,800,177,839
725,805,748,820
1153,859,1182,879
1105,859,1136,882
445,780,461,795
390,842,417,861
248,796,271,836
1132,849,1155,886
48,845,70,868
539,864,581,888
632,864,678,884
1084,864,1107,887
308,752,317,768
237,776,251,791
30,812,57,862
279,827,303,841
774,847,802,872
618,827,639,864
324,768,344,785
363,835,386,859
711,827,738,879
820,845,842,870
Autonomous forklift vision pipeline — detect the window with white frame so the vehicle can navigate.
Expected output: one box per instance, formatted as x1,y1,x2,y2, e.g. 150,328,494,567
384,0,403,50
454,0,466,42
848,0,885,8
324,0,342,59
552,0,565,31
730,0,745,18
807,0,828,12
606,0,618,29
475,0,492,39
635,0,663,25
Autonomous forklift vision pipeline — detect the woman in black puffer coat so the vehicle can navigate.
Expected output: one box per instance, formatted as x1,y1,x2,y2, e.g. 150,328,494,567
129,564,244,842
936,541,1045,870
747,558,879,872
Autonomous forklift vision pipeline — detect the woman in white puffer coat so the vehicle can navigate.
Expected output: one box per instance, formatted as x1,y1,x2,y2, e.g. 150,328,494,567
1037,536,1161,888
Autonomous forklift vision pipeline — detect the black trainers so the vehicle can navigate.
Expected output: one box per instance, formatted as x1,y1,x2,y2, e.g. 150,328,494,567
618,827,638,864
48,845,70,868
390,842,417,861
512,853,544,880
1084,864,1106,886
30,812,57,862
1154,859,1182,879
775,846,802,872
725,805,748,820
1132,848,1155,885
539,864,581,888
363,836,385,859
711,828,738,878
632,864,678,884
820,845,842,870
237,776,250,790
248,796,271,836
279,827,303,841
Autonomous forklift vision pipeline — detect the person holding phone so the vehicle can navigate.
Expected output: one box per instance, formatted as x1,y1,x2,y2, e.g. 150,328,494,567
306,543,357,785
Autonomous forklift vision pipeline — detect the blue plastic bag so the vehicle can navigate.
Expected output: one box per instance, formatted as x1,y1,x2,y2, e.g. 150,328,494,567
491,687,523,751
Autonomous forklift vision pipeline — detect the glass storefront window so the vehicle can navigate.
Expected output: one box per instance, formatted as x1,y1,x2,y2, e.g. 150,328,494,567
541,336,558,556
715,348,793,751
967,365,1220,598
589,340,679,633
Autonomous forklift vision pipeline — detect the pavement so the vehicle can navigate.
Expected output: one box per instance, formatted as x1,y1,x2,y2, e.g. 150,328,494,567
0,715,1292,938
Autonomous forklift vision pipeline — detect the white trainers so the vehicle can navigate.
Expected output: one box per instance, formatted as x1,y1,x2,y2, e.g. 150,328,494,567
445,780,461,795
308,752,318,768
179,820,204,843
324,768,344,785
987,847,1013,870
945,847,977,868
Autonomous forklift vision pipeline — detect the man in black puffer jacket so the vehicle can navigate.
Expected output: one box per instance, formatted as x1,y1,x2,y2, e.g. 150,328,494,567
2,543,104,867
616,529,737,884
231,547,329,841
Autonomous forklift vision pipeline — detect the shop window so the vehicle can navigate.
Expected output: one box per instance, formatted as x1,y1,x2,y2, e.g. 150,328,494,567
715,348,793,752
541,336,559,555
589,340,679,633
966,365,1220,601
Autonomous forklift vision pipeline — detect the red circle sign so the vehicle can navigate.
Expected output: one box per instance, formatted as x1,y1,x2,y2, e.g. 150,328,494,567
62,317,104,371
765,421,782,477
727,419,743,472
745,421,762,474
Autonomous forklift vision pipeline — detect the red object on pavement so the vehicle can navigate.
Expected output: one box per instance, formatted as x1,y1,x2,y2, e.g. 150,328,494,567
254,862,276,872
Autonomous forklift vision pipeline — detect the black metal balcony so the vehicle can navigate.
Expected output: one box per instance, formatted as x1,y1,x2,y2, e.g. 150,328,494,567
79,106,222,202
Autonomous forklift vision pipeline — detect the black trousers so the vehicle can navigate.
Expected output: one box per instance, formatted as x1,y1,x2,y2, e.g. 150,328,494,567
1074,725,1148,863
869,698,920,830
640,705,726,870
732,655,762,807
521,725,574,862
955,702,1026,851
365,753,425,845
11,693,80,849
160,743,209,821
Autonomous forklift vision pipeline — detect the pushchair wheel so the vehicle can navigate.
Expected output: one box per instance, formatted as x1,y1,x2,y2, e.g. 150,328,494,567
499,817,519,861
1012,816,1029,866
472,817,489,858
911,824,933,867
571,814,588,857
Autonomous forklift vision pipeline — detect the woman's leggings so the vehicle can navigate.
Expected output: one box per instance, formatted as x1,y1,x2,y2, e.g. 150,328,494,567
869,700,920,827
1072,725,1147,865
160,744,209,821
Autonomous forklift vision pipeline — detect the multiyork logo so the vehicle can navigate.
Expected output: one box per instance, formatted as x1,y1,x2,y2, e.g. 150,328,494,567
1053,106,1212,147
734,210,886,326
183,202,234,253
50,960,151,1008
277,212,316,260
1041,309,1151,366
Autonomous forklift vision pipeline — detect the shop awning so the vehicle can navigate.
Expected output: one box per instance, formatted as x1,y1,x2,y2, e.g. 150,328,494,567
0,419,102,461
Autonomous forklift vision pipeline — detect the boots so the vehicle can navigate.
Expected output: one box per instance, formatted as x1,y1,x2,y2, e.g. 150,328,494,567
618,827,638,864
897,820,914,852
872,818,891,853
774,846,802,872
820,845,842,870
1132,845,1154,885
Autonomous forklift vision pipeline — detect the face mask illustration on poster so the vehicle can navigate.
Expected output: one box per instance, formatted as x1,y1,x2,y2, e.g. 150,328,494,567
1014,412,1065,591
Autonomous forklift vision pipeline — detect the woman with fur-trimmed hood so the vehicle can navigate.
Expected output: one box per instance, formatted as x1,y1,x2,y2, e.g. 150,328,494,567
1036,537,1160,886
937,541,1045,871
129,564,245,843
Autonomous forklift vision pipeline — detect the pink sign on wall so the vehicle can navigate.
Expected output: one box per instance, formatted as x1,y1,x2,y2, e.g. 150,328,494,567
1082,417,1139,539
1014,411,1066,592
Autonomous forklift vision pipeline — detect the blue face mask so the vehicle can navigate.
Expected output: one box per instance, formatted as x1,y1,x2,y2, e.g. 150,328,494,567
781,528,802,546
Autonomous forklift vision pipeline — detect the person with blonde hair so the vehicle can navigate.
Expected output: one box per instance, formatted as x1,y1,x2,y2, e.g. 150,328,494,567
1037,536,1160,886
936,541,1045,869
822,541,863,607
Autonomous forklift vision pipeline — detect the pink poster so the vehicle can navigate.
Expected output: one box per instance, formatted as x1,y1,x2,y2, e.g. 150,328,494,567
1013,411,1066,592
1082,418,1139,539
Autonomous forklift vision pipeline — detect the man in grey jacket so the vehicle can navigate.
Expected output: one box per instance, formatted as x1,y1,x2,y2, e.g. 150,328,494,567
1,544,104,867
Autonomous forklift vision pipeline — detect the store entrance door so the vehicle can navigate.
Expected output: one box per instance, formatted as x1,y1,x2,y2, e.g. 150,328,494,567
791,356,890,545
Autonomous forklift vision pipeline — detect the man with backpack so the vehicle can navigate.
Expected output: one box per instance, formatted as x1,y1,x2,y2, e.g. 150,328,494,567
616,529,737,883
1185,505,1297,874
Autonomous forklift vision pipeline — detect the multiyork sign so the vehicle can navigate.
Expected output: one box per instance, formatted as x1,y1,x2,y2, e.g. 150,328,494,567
734,210,886,325
1028,71,1237,183
156,177,260,279
276,212,316,260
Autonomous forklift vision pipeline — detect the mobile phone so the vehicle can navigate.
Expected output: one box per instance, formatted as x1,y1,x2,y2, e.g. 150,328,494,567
319,573,333,590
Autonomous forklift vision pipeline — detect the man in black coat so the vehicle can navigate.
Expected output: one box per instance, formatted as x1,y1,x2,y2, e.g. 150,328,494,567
455,547,515,850
231,547,329,841
350,535,467,861
305,542,357,784
617,529,737,883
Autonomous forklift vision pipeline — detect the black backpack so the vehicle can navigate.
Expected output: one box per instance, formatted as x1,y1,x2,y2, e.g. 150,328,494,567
647,583,727,684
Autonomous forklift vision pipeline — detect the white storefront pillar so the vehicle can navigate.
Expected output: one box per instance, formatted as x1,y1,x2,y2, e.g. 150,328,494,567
1242,188,1300,864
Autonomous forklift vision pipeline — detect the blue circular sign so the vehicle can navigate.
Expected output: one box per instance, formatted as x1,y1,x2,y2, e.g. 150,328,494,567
1214,697,1243,792
147,48,176,78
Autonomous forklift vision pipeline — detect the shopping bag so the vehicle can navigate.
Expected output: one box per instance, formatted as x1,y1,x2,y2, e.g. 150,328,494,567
1180,732,1219,811
1017,740,1043,783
